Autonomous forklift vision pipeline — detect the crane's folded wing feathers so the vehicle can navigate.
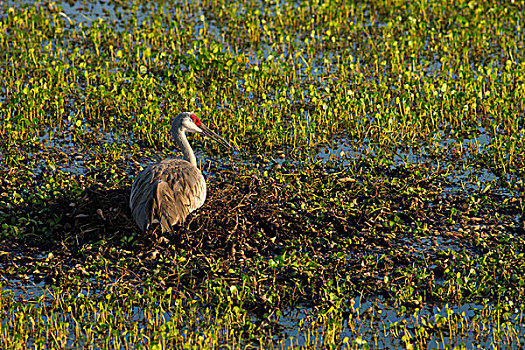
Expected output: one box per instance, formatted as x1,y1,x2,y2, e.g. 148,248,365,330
130,159,206,233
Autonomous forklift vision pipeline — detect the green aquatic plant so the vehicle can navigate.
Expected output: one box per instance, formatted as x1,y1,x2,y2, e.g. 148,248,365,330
1,0,525,348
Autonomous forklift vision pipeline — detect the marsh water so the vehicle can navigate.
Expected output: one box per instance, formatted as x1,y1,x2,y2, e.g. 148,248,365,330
1,0,525,348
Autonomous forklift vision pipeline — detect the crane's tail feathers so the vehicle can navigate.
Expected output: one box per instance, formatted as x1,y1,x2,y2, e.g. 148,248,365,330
149,181,190,233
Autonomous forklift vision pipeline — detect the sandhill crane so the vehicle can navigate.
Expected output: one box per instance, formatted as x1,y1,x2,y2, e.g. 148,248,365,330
130,112,231,233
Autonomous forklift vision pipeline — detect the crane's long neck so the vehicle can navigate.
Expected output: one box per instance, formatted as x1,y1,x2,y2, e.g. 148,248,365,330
175,128,197,168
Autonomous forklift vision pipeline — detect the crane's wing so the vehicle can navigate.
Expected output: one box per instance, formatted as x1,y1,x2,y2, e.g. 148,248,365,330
130,159,206,233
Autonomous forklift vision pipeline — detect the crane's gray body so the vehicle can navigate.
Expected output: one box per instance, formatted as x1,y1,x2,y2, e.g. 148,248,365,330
129,159,206,232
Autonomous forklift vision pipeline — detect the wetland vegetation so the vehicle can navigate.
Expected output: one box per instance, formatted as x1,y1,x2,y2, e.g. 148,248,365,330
1,0,525,348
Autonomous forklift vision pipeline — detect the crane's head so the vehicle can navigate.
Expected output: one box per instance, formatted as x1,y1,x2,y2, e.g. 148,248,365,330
171,112,231,148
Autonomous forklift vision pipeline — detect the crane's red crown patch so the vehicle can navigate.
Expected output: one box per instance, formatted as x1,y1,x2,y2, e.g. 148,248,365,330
190,113,202,126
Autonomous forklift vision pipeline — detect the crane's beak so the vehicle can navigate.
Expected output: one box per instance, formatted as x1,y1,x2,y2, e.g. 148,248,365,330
200,123,231,149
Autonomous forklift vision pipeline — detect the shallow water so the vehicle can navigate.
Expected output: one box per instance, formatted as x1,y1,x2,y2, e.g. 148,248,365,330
276,297,520,349
1,0,524,348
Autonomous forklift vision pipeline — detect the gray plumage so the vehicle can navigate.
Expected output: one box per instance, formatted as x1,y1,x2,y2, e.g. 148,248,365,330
130,112,231,233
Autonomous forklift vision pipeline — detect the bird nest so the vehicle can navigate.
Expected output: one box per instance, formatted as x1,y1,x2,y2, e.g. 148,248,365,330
24,174,310,260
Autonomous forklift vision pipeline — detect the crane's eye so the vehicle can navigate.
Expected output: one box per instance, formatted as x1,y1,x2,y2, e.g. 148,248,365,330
190,113,202,126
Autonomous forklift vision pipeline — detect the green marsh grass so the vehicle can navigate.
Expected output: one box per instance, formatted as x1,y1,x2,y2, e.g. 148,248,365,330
1,0,525,348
